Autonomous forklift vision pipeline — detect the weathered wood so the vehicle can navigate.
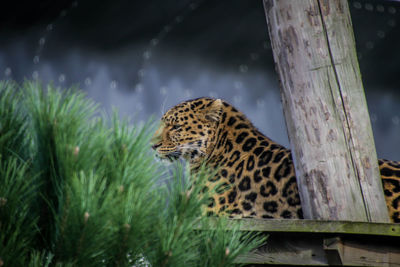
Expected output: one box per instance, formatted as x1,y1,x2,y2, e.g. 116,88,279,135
321,236,400,267
335,238,400,267
239,234,328,266
263,0,389,222
197,219,400,265
200,218,400,237
323,236,343,265
236,233,400,266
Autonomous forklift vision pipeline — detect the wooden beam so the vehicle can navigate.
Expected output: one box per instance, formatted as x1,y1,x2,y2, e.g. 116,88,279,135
199,218,400,237
197,219,400,265
235,233,400,266
263,0,389,222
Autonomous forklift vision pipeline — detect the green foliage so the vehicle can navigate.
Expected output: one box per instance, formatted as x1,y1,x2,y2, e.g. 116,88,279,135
0,81,29,161
197,219,266,267
0,158,38,266
24,82,108,250
27,251,54,267
0,81,266,266
149,164,209,267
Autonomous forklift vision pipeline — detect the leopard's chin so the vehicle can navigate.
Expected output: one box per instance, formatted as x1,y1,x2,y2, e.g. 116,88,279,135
155,150,182,163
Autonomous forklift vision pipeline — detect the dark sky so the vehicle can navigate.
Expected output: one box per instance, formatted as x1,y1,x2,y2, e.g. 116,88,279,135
1,0,400,159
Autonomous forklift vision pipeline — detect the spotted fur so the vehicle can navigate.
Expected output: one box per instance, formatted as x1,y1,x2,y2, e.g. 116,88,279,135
151,97,400,223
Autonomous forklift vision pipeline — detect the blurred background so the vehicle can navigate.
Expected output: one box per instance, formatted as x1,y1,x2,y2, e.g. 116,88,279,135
1,0,399,159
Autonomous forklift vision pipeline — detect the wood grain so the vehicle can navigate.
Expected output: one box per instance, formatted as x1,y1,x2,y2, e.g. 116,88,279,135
263,0,389,222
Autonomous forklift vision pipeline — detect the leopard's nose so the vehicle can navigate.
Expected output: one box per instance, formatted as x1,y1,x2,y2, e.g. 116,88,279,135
152,143,161,150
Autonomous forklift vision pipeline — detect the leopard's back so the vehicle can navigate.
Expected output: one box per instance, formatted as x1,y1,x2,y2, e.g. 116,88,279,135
379,159,400,223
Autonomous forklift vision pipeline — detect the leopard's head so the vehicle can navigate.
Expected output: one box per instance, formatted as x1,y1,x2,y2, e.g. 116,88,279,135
151,98,223,165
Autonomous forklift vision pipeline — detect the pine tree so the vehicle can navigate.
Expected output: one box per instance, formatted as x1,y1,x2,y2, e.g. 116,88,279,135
0,81,266,267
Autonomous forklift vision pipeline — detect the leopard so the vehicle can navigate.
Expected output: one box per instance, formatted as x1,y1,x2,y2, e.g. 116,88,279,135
151,97,400,223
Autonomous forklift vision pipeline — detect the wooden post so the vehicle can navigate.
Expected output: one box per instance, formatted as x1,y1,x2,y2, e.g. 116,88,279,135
263,0,389,222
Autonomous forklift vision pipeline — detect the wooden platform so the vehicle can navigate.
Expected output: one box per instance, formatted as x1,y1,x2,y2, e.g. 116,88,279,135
207,219,400,266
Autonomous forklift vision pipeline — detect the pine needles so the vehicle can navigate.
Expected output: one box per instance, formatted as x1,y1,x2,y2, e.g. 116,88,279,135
0,81,266,266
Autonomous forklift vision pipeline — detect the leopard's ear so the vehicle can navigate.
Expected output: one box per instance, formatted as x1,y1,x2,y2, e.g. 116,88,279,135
204,99,223,122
